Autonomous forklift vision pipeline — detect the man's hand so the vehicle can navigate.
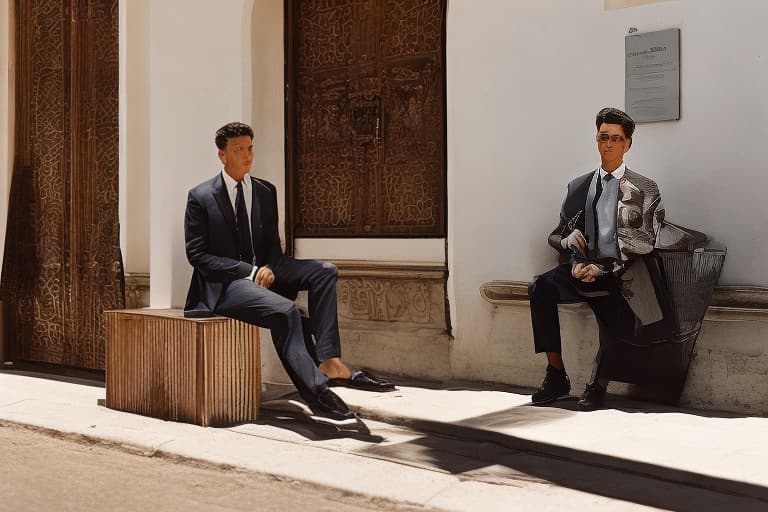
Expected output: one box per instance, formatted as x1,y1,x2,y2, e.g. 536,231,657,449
562,229,587,257
255,266,275,288
571,262,601,283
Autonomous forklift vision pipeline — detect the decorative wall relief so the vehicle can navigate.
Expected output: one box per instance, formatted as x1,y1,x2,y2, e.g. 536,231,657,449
124,273,150,310
337,277,432,323
331,260,447,329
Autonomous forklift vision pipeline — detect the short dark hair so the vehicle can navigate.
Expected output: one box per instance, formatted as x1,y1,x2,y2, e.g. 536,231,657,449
215,122,254,149
595,107,635,138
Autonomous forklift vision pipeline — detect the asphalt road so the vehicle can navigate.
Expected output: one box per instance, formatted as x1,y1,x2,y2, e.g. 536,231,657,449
0,423,436,512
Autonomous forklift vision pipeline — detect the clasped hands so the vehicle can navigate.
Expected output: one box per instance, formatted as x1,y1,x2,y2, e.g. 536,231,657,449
572,262,601,283
254,266,275,288
563,230,600,283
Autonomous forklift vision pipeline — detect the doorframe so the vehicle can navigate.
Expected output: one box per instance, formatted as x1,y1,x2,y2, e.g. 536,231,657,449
0,0,15,277
283,0,297,256
282,0,448,253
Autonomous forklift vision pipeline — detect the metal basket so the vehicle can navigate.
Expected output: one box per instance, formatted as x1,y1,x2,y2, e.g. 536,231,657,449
658,243,726,342
598,241,726,398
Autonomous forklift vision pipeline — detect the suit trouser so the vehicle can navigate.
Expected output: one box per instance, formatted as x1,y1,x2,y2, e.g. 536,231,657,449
528,264,636,380
214,257,341,402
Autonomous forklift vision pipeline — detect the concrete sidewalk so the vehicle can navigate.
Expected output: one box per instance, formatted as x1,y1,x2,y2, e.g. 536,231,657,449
1,367,767,511
339,382,768,496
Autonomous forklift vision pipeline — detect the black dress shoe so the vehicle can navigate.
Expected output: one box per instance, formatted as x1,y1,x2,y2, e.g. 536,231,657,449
309,389,358,426
531,365,571,405
329,370,396,392
577,382,606,411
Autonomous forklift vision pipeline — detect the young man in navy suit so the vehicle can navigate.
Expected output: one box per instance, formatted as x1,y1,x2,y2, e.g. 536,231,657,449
529,108,664,411
184,122,394,425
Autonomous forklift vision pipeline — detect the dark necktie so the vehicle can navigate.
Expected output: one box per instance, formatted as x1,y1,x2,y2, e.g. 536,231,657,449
596,173,614,203
591,175,604,233
590,173,613,246
235,182,254,263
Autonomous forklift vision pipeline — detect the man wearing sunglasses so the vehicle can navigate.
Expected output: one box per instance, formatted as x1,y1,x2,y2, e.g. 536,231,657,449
528,107,665,411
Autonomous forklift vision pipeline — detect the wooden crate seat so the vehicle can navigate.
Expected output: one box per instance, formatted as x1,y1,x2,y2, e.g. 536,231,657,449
105,309,260,427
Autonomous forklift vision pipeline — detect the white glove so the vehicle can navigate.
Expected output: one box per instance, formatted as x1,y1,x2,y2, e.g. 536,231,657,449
561,229,586,257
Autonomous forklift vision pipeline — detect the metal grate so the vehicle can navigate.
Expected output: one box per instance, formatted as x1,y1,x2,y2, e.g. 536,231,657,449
657,243,726,341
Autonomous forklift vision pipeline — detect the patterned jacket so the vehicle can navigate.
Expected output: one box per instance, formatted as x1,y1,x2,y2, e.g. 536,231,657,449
548,167,664,266
548,167,666,325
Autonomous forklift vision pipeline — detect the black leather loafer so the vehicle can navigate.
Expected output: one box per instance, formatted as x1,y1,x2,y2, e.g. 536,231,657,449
309,389,358,426
329,370,396,392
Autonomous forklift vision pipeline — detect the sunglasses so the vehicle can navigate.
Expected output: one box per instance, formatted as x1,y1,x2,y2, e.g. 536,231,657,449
598,134,626,143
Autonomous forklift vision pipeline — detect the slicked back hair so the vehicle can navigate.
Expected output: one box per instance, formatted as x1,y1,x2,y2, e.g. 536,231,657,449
595,108,635,139
215,122,254,149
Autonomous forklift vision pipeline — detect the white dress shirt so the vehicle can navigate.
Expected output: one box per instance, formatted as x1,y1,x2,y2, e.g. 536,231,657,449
594,163,625,259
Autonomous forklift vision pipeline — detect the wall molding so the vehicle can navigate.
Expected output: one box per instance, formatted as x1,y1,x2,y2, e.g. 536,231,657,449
709,286,768,310
332,259,446,280
479,281,530,305
479,280,768,316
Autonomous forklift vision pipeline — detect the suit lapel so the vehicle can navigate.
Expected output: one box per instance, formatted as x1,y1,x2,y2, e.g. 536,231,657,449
212,173,236,227
617,167,635,227
618,166,631,199
249,176,262,235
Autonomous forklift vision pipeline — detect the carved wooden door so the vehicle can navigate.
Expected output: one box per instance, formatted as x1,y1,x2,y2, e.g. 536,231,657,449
0,0,123,369
286,0,446,239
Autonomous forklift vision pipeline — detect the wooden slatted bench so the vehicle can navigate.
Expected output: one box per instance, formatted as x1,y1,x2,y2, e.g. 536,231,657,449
105,309,260,427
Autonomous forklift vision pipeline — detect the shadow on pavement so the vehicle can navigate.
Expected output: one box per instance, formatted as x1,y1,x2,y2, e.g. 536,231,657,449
361,407,768,510
0,362,105,388
249,407,385,444
408,375,762,420
259,380,768,509
363,429,767,511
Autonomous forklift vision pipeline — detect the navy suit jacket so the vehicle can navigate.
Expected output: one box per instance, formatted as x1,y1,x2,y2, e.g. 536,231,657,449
184,173,283,317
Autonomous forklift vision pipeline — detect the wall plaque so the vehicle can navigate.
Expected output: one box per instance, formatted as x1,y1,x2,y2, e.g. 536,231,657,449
625,28,680,122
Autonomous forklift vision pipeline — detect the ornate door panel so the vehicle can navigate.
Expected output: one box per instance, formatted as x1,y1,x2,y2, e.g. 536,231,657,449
0,0,123,369
287,0,446,239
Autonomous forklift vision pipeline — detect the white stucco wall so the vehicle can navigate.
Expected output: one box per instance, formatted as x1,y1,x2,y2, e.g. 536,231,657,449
249,0,285,214
0,0,12,272
117,0,287,383
447,0,768,380
142,0,264,307
119,0,150,275
138,0,285,307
